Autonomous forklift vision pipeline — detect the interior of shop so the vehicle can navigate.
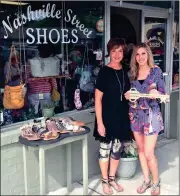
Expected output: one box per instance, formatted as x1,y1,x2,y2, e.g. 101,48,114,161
0,1,104,126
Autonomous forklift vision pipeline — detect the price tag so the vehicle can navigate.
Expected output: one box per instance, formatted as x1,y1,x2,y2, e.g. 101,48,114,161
39,93,44,100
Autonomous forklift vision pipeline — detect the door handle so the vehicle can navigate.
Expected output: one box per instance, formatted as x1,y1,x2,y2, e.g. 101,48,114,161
163,72,170,76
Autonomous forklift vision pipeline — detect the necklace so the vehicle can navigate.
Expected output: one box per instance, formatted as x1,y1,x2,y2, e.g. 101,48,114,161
114,69,125,101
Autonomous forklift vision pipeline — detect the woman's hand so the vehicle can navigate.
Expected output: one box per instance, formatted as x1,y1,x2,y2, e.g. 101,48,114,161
124,91,130,100
149,89,160,99
97,122,106,137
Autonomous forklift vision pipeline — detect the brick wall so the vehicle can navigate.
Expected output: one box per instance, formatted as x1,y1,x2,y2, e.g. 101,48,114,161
1,143,25,195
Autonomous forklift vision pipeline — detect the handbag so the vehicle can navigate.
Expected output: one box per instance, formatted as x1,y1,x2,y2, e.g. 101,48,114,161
79,44,94,93
29,56,60,77
52,88,60,102
3,45,24,109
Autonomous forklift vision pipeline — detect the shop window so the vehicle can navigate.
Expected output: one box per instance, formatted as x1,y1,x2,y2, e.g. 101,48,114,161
144,17,179,91
0,1,104,126
144,17,166,72
144,17,167,136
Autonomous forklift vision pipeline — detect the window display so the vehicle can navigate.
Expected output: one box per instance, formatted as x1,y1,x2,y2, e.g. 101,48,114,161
0,1,104,126
20,117,86,141
144,17,166,72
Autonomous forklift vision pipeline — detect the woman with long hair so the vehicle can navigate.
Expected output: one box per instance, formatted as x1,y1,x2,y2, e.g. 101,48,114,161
125,43,166,195
93,38,131,195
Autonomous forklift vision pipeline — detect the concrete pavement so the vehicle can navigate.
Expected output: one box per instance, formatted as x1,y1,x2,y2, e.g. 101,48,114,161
48,140,179,195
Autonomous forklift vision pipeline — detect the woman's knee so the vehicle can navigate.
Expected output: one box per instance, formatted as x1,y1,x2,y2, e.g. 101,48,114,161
110,151,121,160
99,142,111,162
110,139,121,160
144,150,155,161
133,132,144,153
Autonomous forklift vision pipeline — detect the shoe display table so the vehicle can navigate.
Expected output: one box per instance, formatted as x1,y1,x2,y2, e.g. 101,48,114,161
19,127,90,195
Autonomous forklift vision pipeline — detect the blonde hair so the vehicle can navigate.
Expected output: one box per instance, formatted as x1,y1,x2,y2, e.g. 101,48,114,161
129,43,154,81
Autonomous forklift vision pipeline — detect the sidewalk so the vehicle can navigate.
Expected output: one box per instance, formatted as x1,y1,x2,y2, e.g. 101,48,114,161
48,140,179,195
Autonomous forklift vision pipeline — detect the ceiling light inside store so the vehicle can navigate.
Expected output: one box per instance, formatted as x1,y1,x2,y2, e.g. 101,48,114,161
0,1,28,5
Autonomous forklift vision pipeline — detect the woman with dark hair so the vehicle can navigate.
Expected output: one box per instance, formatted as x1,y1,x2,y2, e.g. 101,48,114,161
93,38,131,194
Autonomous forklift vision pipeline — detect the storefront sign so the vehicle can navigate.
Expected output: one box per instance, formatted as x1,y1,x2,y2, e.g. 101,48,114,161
26,28,78,44
2,3,93,44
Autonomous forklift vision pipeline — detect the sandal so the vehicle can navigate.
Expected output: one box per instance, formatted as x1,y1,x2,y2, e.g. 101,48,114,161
108,176,124,192
58,117,85,127
151,179,161,195
21,125,32,138
55,121,70,133
32,119,43,133
20,125,41,141
102,178,113,195
73,126,86,132
74,89,82,110
137,180,151,194
42,131,60,140
45,118,60,133
59,118,74,131
37,127,48,137
67,116,85,126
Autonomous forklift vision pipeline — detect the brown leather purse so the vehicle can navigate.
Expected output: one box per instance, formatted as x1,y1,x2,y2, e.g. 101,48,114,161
52,88,60,102
3,45,24,109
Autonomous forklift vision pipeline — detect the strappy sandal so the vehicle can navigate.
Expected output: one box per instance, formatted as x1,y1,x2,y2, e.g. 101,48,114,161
42,131,60,141
59,117,85,127
20,125,41,141
74,89,82,110
108,176,124,192
32,124,42,133
37,127,48,137
55,120,70,134
59,118,74,131
45,118,60,133
21,125,33,138
73,126,86,133
67,116,85,126
102,178,113,195
137,180,151,194
151,179,161,195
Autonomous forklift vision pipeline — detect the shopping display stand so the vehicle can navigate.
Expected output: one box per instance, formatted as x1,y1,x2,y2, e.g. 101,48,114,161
19,127,90,195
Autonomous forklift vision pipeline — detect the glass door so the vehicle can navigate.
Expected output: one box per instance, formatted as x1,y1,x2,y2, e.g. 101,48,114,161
105,2,173,139
142,10,172,139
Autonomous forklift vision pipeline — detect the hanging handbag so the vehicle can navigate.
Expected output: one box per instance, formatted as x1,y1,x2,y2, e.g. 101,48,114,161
29,56,60,77
3,45,24,109
79,44,94,93
52,88,60,102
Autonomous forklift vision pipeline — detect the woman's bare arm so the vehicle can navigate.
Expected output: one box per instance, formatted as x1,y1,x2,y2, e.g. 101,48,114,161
95,89,103,125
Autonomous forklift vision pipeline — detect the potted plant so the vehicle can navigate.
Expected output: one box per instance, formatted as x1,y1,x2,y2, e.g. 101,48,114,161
42,102,55,117
117,140,138,179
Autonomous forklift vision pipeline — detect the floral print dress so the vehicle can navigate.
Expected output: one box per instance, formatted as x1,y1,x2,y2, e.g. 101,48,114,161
129,67,166,136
